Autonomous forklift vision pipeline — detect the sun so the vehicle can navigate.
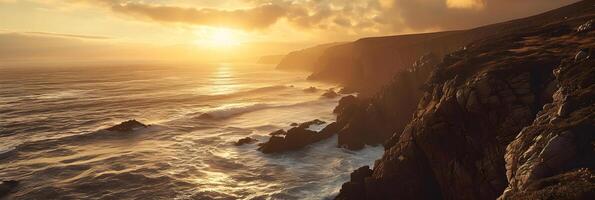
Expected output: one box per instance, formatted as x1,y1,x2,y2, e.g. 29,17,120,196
194,27,241,48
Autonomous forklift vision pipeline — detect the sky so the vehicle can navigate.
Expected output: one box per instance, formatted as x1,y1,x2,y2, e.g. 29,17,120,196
0,0,579,65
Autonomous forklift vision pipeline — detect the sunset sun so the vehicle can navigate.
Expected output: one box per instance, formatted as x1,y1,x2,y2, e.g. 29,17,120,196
194,27,241,48
1,0,590,199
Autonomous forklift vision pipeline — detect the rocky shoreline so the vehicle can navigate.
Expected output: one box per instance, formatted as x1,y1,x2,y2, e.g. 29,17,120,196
330,3,595,199
261,3,594,199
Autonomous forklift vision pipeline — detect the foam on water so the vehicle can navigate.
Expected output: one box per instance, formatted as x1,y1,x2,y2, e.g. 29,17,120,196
0,64,382,199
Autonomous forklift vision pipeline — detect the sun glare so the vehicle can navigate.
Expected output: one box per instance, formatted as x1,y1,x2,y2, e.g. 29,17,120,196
194,27,241,49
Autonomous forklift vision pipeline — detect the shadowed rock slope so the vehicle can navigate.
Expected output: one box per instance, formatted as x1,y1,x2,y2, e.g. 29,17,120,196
335,1,595,199
333,53,440,150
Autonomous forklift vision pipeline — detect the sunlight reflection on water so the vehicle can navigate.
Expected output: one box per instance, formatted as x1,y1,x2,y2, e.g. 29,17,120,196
0,64,383,199
208,64,240,95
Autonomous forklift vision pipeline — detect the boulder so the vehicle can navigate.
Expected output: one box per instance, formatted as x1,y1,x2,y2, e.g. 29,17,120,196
234,137,257,146
258,121,337,154
106,120,148,132
322,89,339,98
319,122,340,137
298,119,326,129
303,86,318,93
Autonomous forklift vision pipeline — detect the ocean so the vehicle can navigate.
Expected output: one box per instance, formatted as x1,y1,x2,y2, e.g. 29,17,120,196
0,64,382,199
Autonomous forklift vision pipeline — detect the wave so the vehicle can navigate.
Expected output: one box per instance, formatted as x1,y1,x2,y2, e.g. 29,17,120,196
198,103,272,119
196,98,338,120
0,123,162,160
194,85,288,99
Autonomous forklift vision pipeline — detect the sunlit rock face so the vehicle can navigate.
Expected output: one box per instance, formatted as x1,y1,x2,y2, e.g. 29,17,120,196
501,55,595,200
335,1,595,199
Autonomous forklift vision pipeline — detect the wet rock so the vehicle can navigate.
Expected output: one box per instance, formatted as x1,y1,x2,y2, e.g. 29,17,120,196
234,137,257,146
576,19,593,33
319,122,340,136
350,166,373,183
322,89,339,98
303,86,318,93
106,119,148,132
336,166,373,200
269,129,287,136
258,120,335,154
0,180,18,198
298,119,326,129
339,87,356,94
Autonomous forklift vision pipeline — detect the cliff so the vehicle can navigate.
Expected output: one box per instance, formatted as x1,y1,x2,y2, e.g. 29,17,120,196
334,1,595,199
257,55,285,65
302,0,595,96
275,42,343,71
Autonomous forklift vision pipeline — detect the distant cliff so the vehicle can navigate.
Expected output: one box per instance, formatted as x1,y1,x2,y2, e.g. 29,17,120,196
275,42,343,71
290,0,595,96
334,1,595,199
257,55,285,65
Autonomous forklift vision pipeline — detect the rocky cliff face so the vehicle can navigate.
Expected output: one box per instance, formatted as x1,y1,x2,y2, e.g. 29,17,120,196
501,53,594,200
309,31,467,95
335,1,595,199
333,53,440,150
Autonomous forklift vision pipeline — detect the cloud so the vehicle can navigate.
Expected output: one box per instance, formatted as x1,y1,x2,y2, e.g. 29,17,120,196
375,0,579,32
77,0,286,29
22,31,112,39
446,0,485,9
69,0,579,37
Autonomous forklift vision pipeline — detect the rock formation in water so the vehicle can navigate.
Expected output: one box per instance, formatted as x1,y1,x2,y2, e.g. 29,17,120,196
303,86,319,93
106,120,148,132
334,1,595,199
235,137,258,146
322,89,339,98
258,120,338,154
